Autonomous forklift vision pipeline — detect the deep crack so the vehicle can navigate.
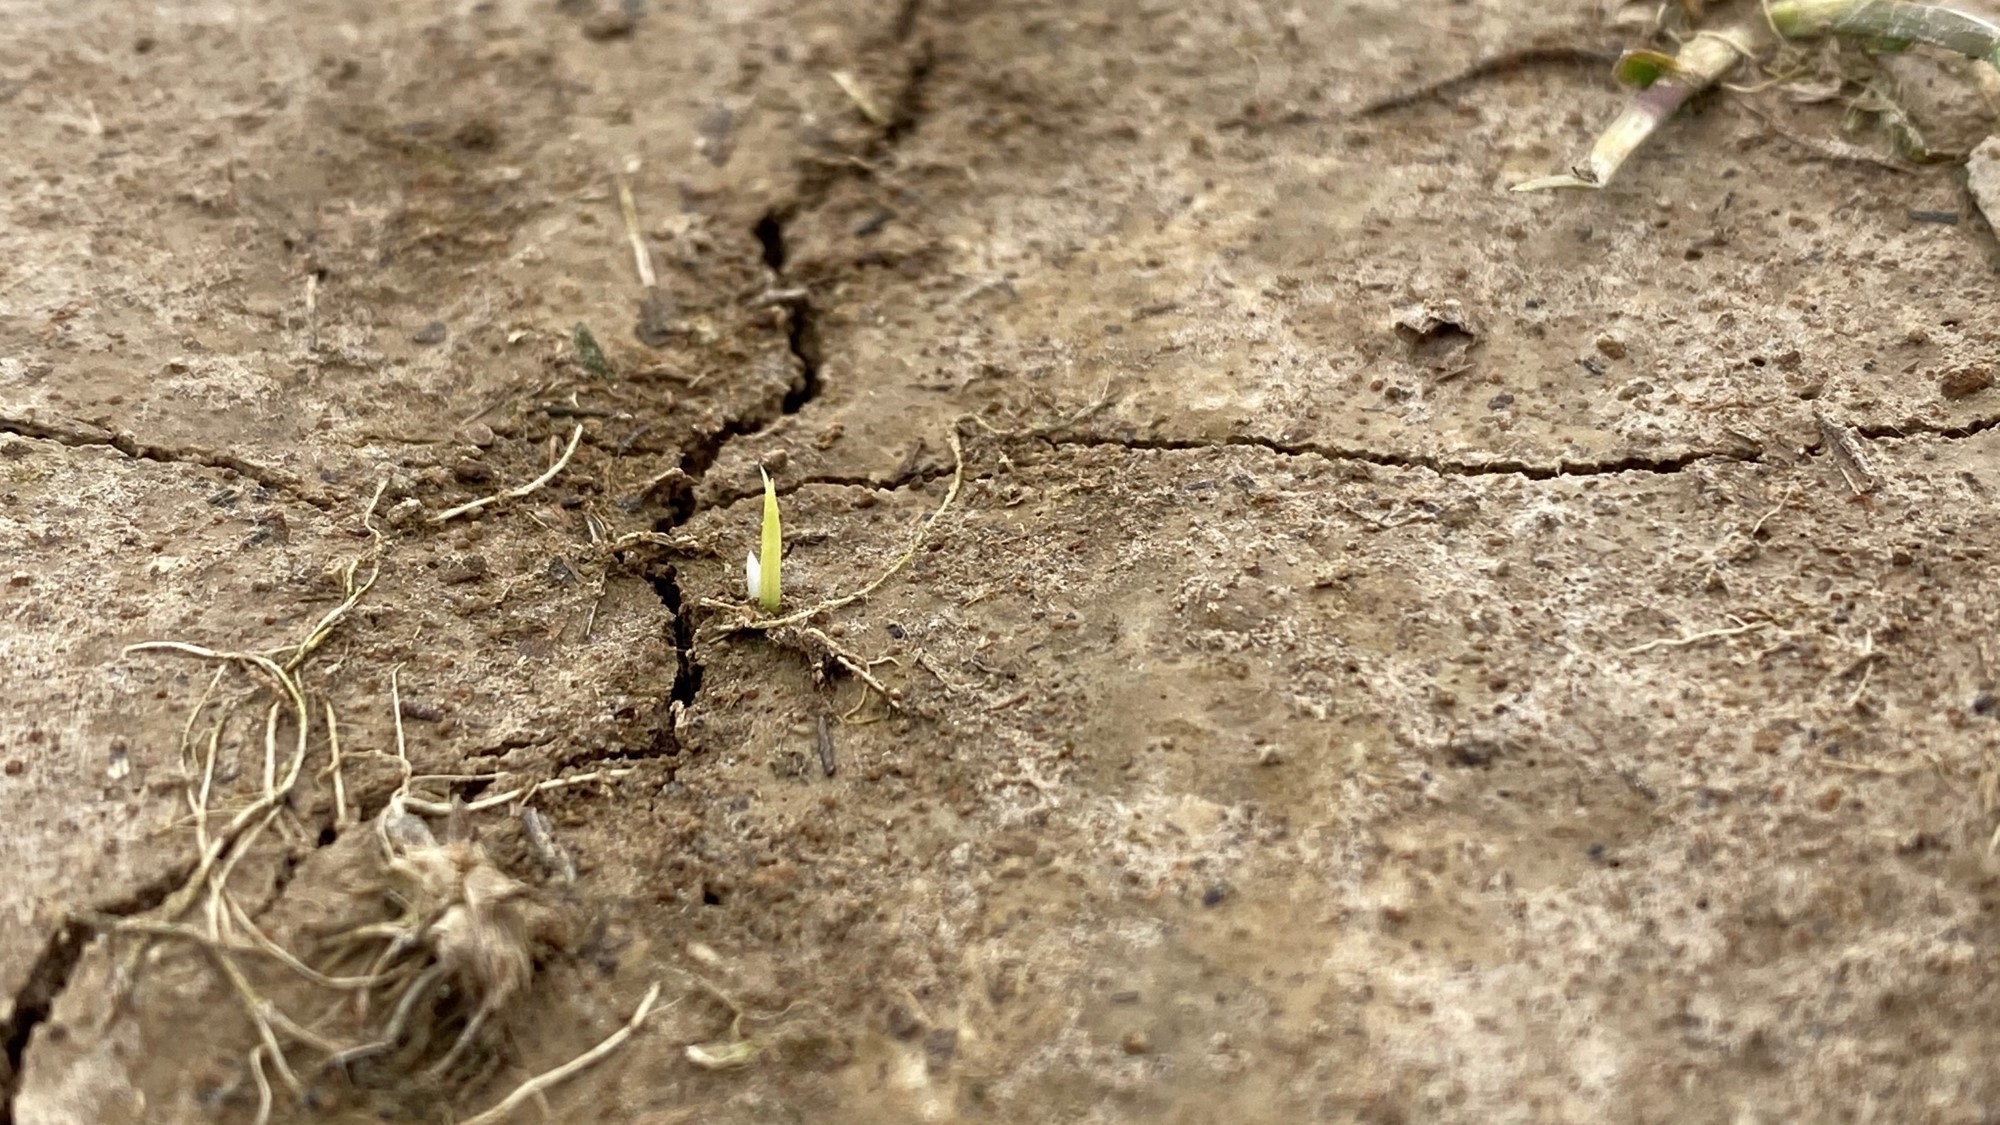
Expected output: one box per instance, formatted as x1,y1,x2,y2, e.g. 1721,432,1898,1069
779,294,823,416
1851,411,2000,444
660,570,704,710
1,864,192,1124
630,4,931,752
752,213,788,272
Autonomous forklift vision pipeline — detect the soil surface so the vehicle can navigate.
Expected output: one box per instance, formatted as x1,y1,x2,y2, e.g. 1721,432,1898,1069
7,1,2000,1122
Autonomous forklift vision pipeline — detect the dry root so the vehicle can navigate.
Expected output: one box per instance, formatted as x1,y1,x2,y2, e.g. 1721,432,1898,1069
315,797,560,1084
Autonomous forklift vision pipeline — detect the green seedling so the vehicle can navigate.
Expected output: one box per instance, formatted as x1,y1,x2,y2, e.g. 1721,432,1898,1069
572,323,613,380
744,468,782,613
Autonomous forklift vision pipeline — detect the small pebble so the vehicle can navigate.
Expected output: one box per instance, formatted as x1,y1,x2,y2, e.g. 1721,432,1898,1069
1940,366,1993,401
1122,1031,1151,1055
439,555,489,584
385,498,425,527
397,699,446,723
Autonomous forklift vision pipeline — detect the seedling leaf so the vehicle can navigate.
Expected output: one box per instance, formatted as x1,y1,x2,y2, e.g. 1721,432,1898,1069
573,323,614,380
758,468,782,613
1613,49,1682,88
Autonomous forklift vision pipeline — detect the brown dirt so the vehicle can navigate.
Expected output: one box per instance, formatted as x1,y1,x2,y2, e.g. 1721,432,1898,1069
6,1,2000,1122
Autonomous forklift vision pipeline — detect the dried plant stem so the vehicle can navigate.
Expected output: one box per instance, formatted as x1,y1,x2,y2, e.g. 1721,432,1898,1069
398,767,636,816
1517,27,1760,191
248,1046,274,1125
1622,618,1770,655
326,963,450,1070
124,643,311,929
460,983,666,1125
434,424,585,523
617,176,657,288
288,477,388,668
324,699,350,828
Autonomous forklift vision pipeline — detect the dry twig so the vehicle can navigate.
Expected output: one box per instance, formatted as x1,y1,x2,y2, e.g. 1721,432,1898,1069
1621,617,1770,655
459,983,667,1125
434,424,586,523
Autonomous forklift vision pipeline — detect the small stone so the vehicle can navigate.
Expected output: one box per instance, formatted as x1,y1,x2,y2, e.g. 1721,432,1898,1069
411,321,448,346
397,699,445,723
1939,365,1993,401
1447,733,1505,767
637,291,677,347
1969,137,2000,232
3,760,23,776
439,555,489,584
1122,1031,1151,1055
1595,335,1627,360
452,459,494,484
1393,299,1479,346
385,498,425,527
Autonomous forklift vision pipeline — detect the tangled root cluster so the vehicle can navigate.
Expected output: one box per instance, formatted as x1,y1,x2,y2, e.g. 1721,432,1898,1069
315,798,561,1086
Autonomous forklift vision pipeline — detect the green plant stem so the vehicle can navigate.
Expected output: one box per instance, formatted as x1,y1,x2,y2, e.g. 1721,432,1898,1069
1516,28,1757,192
1766,0,2000,67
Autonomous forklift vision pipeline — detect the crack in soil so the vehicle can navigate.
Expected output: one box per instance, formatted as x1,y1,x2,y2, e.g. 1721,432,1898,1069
644,216,821,744
1850,410,2000,444
1048,432,1765,479
705,463,952,510
1352,43,1621,119
0,863,194,1125
0,411,336,511
640,6,934,747
1046,404,2000,481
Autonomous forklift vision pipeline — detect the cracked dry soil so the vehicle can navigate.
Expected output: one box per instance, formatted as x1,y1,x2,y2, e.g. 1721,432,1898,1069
6,0,2000,1122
